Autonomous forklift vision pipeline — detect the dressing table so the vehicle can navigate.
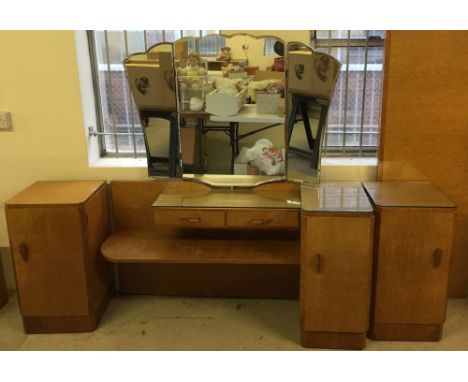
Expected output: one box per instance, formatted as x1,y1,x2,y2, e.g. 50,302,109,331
2,35,457,350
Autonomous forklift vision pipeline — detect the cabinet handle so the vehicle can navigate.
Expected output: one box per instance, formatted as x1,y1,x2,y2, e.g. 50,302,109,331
19,243,28,262
250,218,272,225
182,217,200,224
314,253,322,273
433,248,443,268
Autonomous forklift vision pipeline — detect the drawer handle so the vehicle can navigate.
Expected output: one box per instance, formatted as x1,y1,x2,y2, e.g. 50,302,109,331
19,243,29,262
433,248,443,268
314,253,322,273
182,217,201,224
250,218,273,225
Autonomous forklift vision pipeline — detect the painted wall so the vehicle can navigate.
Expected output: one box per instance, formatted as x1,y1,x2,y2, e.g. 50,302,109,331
0,30,376,289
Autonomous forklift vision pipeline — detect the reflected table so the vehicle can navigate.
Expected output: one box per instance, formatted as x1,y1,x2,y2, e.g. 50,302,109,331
209,104,285,173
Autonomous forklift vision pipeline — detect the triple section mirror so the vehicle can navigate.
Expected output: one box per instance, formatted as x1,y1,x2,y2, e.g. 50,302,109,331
124,33,341,187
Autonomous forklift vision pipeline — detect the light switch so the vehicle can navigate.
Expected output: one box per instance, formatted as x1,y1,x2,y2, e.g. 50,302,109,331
0,112,12,130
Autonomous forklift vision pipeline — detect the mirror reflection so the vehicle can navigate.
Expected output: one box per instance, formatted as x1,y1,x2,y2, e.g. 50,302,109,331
123,33,341,186
124,42,180,177
286,42,341,183
175,34,287,181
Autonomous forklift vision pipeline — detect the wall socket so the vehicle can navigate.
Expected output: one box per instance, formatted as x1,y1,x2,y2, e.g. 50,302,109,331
0,112,12,130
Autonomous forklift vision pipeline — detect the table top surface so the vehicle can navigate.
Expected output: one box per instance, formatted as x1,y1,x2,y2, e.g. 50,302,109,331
6,181,105,207
301,182,374,213
153,185,301,209
209,104,285,124
363,181,456,208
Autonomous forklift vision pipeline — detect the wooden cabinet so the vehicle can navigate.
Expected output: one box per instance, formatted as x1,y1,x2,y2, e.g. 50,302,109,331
364,182,456,341
5,181,113,333
105,180,301,299
0,255,8,309
300,183,374,350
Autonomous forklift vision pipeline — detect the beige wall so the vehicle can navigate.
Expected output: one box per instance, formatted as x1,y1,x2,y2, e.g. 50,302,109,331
0,30,375,288
0,31,147,249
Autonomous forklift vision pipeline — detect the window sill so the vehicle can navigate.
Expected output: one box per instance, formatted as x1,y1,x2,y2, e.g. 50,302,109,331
89,157,148,168
89,157,377,169
321,157,378,167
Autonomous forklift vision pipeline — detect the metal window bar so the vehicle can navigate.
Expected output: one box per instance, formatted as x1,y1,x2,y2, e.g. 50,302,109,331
358,31,370,157
123,30,138,158
342,31,351,153
104,31,119,158
312,30,385,157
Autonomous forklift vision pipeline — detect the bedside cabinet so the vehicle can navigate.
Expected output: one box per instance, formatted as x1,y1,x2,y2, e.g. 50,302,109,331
5,181,113,333
300,183,374,350
364,182,456,341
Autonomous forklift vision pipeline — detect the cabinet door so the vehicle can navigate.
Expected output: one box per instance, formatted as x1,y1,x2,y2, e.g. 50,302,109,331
301,214,374,333
6,206,89,317
374,208,454,324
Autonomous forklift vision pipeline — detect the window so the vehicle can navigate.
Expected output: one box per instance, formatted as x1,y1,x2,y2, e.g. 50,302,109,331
313,30,386,157
88,30,384,159
88,30,222,158
264,36,279,55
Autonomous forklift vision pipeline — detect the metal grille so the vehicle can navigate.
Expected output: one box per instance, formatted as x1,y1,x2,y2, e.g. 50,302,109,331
88,30,385,159
312,30,386,157
88,30,222,158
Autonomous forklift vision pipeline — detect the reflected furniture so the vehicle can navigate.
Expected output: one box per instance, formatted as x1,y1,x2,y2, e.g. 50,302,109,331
364,182,456,341
5,181,113,333
0,255,7,309
286,43,341,172
209,104,285,173
124,43,180,178
301,183,374,349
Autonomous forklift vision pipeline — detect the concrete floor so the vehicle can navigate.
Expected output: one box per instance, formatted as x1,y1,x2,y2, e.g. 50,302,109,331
1,292,467,350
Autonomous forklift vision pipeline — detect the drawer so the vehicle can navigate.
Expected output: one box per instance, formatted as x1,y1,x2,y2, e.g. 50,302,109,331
154,208,225,228
226,210,299,229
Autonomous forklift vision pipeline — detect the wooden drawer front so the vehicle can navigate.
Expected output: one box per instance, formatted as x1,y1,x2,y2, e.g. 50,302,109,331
154,208,225,228
226,210,299,229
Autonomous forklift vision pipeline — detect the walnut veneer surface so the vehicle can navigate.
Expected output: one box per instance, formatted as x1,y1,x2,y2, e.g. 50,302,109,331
378,30,468,296
5,181,113,333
